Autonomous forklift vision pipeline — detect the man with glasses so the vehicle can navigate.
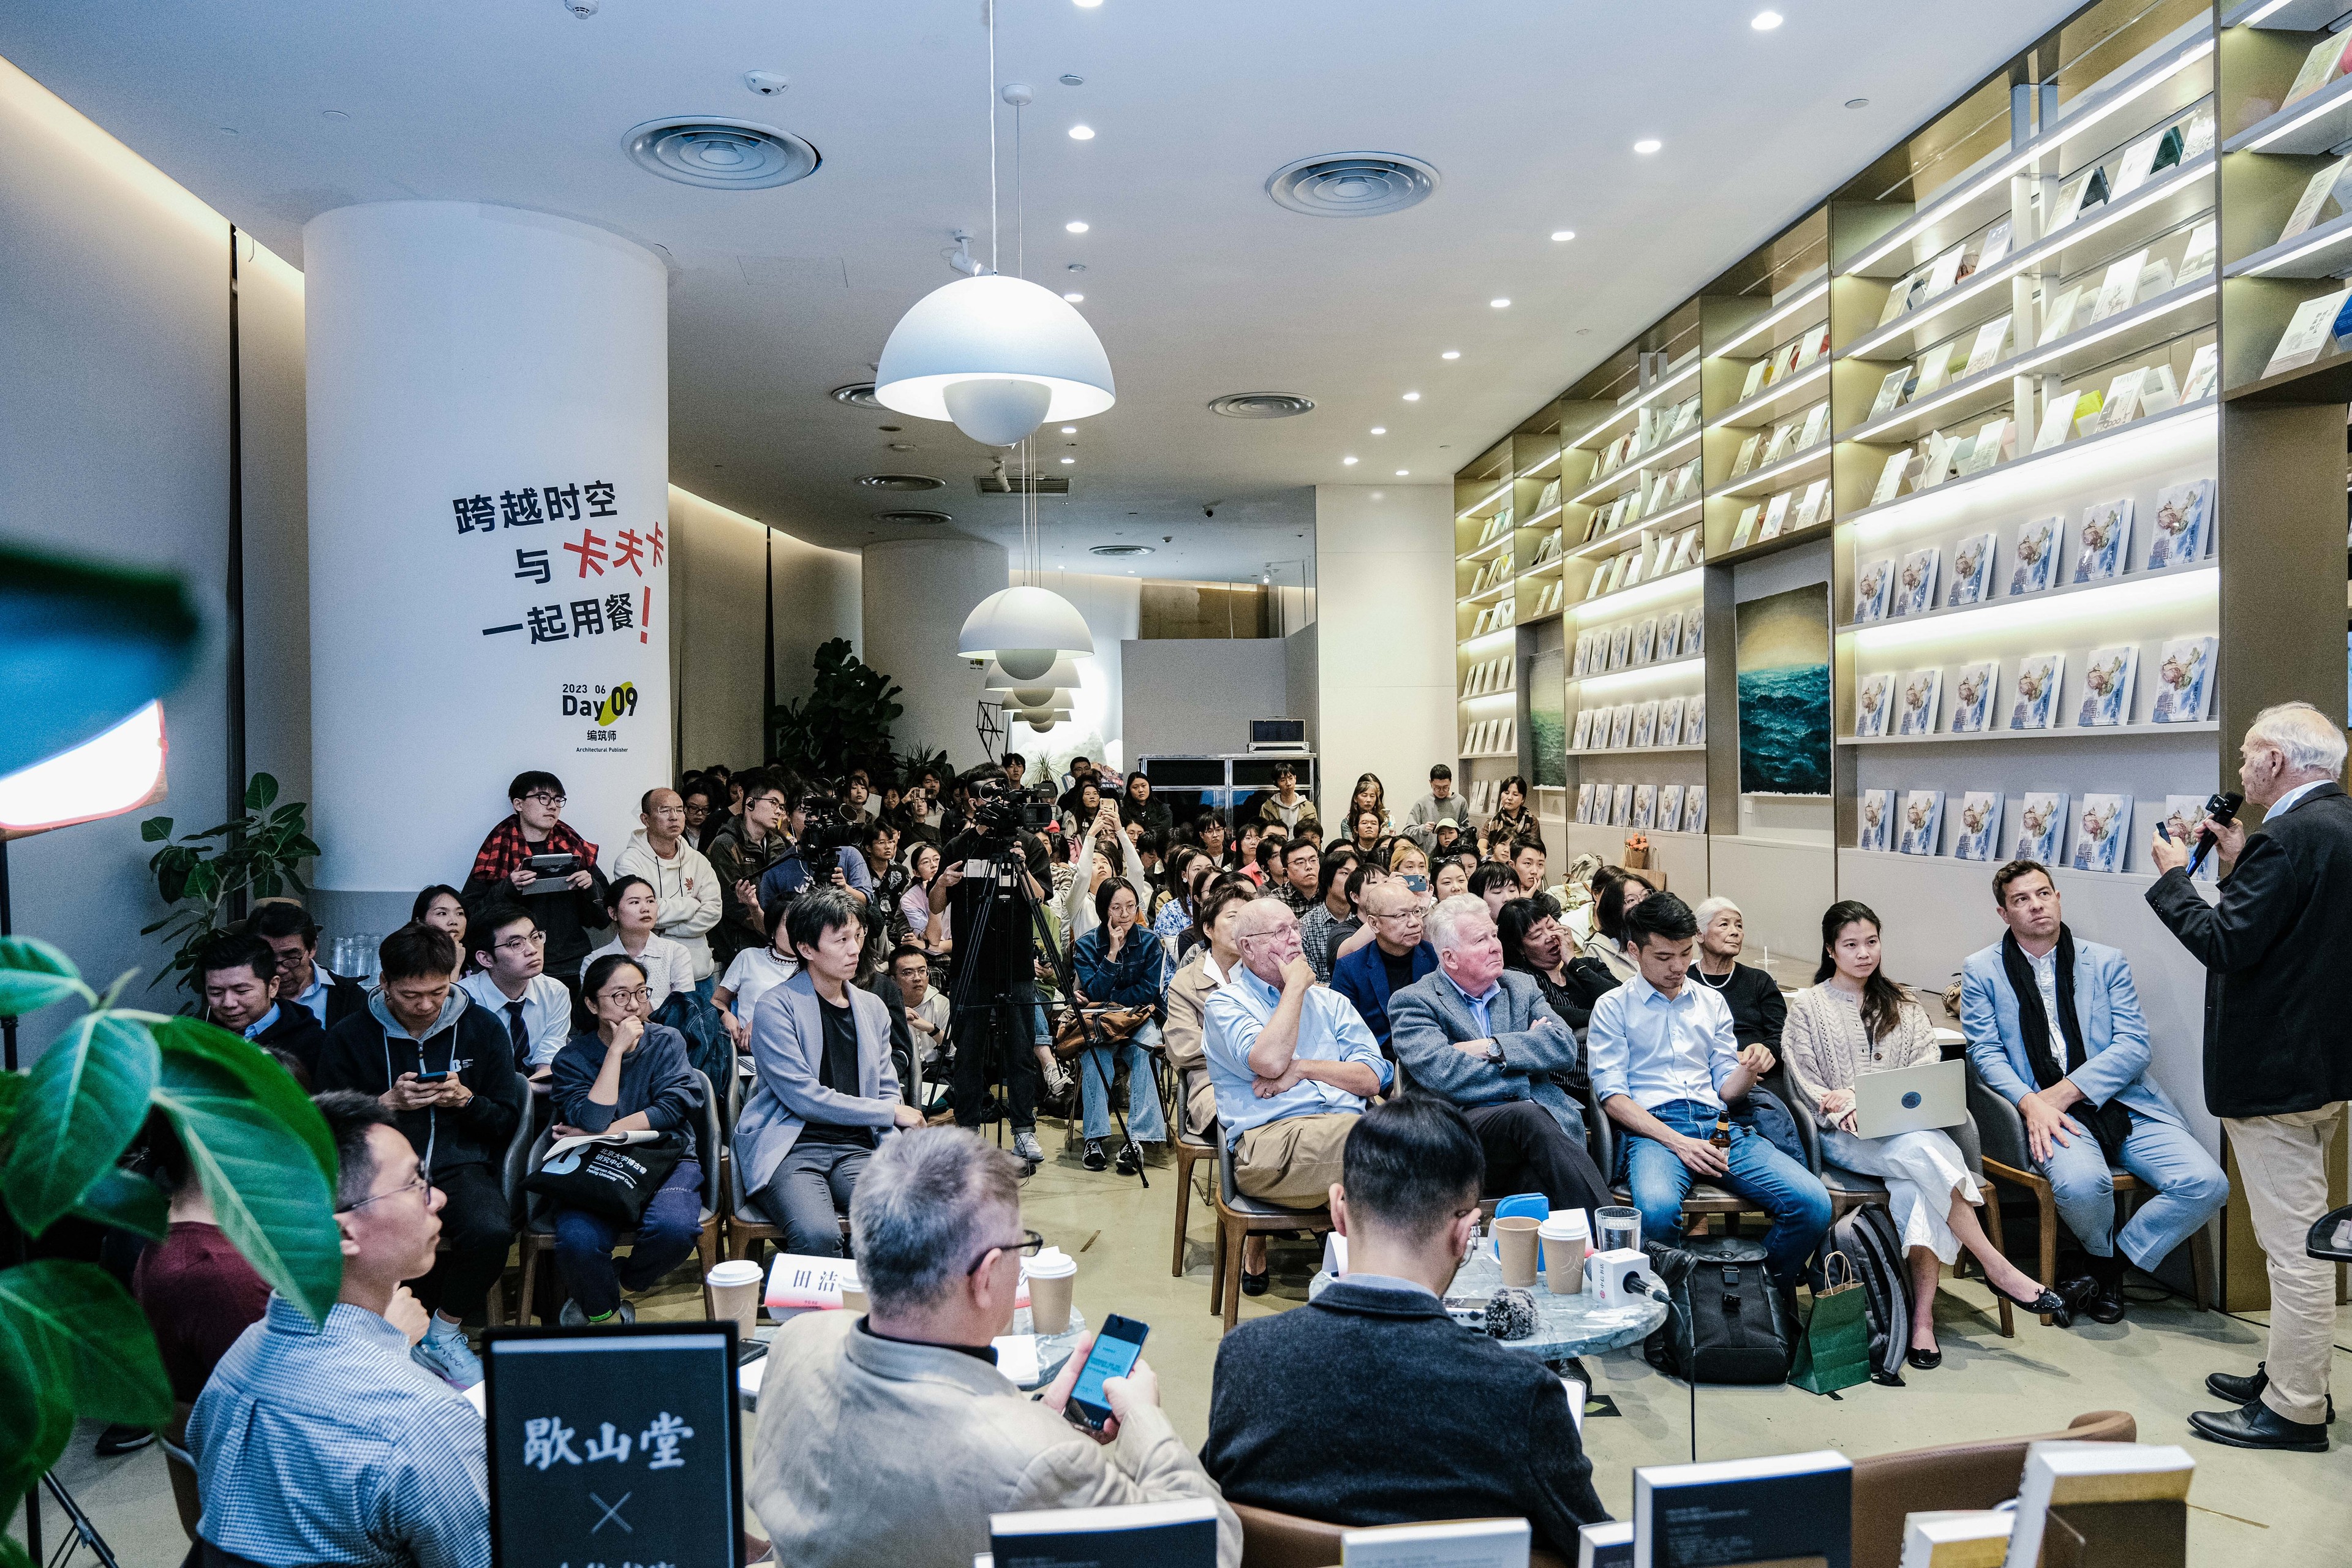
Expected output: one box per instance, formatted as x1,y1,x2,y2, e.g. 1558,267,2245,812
458,905,572,1074
750,1128,1240,1568
462,769,610,997
1205,900,1392,1296
709,767,796,970
1331,880,1438,1054
247,900,369,1031
189,1090,488,1568
614,785,723,1001
316,925,523,1387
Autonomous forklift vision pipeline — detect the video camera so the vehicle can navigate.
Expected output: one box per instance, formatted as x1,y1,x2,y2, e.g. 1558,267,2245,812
793,791,864,854
965,774,1057,840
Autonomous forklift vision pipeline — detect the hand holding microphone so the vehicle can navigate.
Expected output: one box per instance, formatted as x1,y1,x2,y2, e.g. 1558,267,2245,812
2190,791,2244,874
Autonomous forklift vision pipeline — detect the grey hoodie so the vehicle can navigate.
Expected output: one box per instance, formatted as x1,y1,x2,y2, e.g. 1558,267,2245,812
315,985,524,1177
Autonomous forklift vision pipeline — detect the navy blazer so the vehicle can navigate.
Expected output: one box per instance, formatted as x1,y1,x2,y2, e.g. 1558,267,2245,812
1330,940,1437,1047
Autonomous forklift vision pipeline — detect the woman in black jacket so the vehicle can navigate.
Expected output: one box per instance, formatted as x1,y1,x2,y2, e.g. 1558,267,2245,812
1118,771,1174,837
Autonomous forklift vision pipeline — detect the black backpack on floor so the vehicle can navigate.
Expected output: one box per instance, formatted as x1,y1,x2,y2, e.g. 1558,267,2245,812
1825,1204,1912,1385
1642,1236,1797,1385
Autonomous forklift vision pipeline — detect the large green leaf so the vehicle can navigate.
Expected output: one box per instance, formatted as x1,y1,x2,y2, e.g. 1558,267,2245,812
0,1380,72,1553
1,1012,159,1234
0,937,89,1017
151,1016,335,1186
71,1166,169,1240
0,1260,170,1427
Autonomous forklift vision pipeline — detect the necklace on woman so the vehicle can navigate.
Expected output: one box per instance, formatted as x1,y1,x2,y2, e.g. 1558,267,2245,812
1694,962,1734,990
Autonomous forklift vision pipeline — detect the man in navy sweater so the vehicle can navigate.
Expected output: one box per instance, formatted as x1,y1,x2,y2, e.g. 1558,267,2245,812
1200,1097,1608,1552
1329,880,1436,1052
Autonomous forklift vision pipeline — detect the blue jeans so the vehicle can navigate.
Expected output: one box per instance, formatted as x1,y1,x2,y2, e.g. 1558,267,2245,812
1079,1022,1167,1144
2039,1113,2228,1270
553,1158,704,1317
1621,1101,1831,1284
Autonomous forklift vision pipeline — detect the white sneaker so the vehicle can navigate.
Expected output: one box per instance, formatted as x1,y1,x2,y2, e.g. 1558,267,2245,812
412,1318,484,1387
1042,1061,1072,1098
1012,1129,1045,1163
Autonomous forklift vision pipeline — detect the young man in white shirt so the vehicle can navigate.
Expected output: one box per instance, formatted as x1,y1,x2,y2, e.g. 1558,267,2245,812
459,905,574,1074
889,944,951,1099
612,786,723,999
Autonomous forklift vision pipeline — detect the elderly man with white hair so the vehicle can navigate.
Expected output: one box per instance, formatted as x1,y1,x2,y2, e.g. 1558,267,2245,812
2149,699,2352,1453
1689,896,1786,1054
1387,894,1614,1215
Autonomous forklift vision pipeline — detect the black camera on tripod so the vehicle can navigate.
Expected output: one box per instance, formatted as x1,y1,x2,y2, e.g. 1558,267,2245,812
794,790,864,853
965,774,1057,839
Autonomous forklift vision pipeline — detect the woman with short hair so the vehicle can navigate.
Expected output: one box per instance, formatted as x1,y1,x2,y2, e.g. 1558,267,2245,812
1070,877,1171,1175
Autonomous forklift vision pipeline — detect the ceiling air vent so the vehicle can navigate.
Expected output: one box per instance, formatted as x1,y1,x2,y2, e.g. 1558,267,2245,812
874,510,952,526
1090,544,1155,557
856,474,944,491
975,473,1071,496
831,382,883,408
1265,152,1439,218
624,117,821,189
1208,392,1316,418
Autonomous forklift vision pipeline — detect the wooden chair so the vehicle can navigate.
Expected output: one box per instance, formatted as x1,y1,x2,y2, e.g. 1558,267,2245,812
1966,1060,2212,1322
1170,1065,1219,1277
1850,1409,2136,1568
1232,1502,1569,1568
516,1069,726,1321
1212,1132,1332,1333
1578,1077,1752,1230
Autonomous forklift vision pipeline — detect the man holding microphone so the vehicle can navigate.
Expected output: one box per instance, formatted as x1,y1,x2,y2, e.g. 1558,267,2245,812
2147,701,2352,1453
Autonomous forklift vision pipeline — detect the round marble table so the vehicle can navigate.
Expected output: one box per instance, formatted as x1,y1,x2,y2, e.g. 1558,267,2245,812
1310,1253,1665,1362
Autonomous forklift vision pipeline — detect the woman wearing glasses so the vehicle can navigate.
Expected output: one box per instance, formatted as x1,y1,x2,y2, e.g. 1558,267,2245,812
546,952,709,1324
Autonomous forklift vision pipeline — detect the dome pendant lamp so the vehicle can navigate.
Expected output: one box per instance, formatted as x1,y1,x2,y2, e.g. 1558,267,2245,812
958,584,1093,680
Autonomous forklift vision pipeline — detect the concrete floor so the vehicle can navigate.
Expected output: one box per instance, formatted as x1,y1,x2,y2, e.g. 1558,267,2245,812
18,1119,2352,1566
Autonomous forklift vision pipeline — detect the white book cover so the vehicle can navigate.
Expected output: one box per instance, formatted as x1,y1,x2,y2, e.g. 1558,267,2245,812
1853,557,1894,624
1341,1517,1530,1568
1730,503,1762,549
1757,491,1793,541
1949,661,1999,734
1869,366,1912,417
1962,314,2012,376
1897,790,1945,856
2071,498,2133,582
1671,526,1700,573
1739,358,1770,401
1683,616,1704,657
2038,285,2084,345
1730,432,1762,478
1792,327,1823,372
1854,672,1895,738
1761,421,1800,466
1621,541,1647,587
2137,362,2180,416
1946,532,1997,606
1685,694,1705,744
1632,700,1659,748
2013,791,2068,862
1659,695,1686,746
1633,617,1657,665
1952,791,2004,862
1570,631,1593,677
2137,254,2176,304
2112,129,2166,196
1671,457,1702,503
2009,516,2060,595
1924,244,1967,300
1571,709,1594,750
2002,1444,2196,1568
1658,784,1686,834
2090,368,2148,434
2264,288,2352,377
1608,624,1632,671
1608,783,1632,826
1882,263,1926,323
2177,221,2218,284
2070,794,2133,873
1898,667,1943,736
2032,391,2082,453
1659,609,1684,659
1978,217,2014,270
1683,786,1708,832
1574,782,1594,822
1857,790,1893,852
2185,106,2215,159
2146,479,2214,568
2282,33,2346,108
1792,478,1831,529
1630,784,1656,831
2160,795,2218,881
1895,548,1940,617
2046,168,2105,233
1919,429,1959,489
2283,155,2352,243
1872,450,1911,503
1608,705,1633,748
2151,635,2215,724
1798,401,1833,450
1903,1509,2014,1568
1967,417,2015,471
1914,345,1953,397
2010,654,2065,730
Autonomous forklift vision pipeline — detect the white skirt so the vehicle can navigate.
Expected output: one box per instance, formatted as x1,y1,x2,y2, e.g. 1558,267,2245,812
1820,1126,1981,1264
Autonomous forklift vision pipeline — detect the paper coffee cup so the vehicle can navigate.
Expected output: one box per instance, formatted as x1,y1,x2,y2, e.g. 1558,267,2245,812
1537,1218,1587,1295
1494,1215,1541,1288
1027,1246,1077,1336
706,1259,763,1338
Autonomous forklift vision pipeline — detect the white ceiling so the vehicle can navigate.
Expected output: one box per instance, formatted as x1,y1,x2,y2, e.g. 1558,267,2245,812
1,0,2064,581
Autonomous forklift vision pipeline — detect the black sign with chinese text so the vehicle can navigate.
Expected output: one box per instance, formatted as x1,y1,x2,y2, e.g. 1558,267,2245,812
483,1321,742,1568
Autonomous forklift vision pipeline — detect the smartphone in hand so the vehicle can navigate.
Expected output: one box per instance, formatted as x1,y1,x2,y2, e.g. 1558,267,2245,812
1065,1313,1148,1433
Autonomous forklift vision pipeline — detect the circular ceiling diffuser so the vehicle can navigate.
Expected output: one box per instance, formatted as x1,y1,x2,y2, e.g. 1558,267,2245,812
1208,392,1317,418
873,509,952,525
1265,152,1439,217
831,382,883,408
1089,544,1155,557
624,117,821,189
856,474,944,491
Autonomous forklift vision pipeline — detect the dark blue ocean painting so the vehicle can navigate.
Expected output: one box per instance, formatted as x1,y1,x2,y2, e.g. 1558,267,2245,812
1738,665,1831,794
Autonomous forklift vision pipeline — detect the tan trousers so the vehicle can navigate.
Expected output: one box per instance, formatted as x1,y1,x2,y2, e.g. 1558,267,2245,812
1234,1112,1357,1209
2223,1103,2346,1425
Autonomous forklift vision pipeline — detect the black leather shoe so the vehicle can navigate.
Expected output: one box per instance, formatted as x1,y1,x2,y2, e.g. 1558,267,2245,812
1906,1345,1942,1370
2076,1279,2125,1324
2189,1402,2329,1452
1999,1282,2072,1327
2207,1363,2335,1423
1240,1268,1269,1297
94,1423,153,1457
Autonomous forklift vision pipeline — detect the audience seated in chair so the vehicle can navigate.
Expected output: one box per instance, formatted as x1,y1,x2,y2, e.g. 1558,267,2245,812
546,953,710,1324
747,1128,1242,1568
196,932,324,1076
1329,878,1438,1051
1071,876,1172,1175
1689,897,1785,1052
1961,859,2228,1325
733,888,924,1258
1204,899,1392,1295
1387,895,1614,1217
1163,881,1259,1142
1201,1097,1608,1555
456,903,573,1075
1586,893,1831,1292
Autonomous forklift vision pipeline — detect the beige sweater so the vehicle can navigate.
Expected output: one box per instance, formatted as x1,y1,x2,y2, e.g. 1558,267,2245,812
1779,982,1937,1126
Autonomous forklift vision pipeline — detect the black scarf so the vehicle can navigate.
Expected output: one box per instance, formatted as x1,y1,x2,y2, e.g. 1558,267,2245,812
2000,925,2130,1163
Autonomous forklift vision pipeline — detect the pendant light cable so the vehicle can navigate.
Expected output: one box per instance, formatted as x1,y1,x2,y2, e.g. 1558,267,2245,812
986,0,998,274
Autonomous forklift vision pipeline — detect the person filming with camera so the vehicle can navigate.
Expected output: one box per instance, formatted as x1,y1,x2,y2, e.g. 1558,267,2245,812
757,780,875,911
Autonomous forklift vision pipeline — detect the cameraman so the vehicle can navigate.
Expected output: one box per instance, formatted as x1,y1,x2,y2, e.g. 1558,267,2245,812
941,766,1058,1165
756,780,874,911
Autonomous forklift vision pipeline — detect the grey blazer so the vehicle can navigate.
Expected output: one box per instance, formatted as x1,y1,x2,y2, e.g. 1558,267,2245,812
1387,969,1586,1142
734,969,902,1193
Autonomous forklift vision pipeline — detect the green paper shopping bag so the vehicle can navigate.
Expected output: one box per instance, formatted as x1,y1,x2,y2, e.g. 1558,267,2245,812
1789,1251,1871,1394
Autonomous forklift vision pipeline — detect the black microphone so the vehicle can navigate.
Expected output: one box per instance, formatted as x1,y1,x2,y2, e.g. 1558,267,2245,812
2188,791,2243,875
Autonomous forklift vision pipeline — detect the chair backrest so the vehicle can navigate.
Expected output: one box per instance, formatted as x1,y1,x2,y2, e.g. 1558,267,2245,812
690,1069,724,1215
1232,1502,1569,1568
1849,1409,2137,1568
1964,1056,2030,1171
1758,1065,1824,1174
1181,1065,1219,1145
1577,1075,1617,1180
1216,1124,1242,1205
500,1095,540,1227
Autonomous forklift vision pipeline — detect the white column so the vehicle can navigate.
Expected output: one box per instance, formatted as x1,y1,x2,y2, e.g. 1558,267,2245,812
305,202,669,933
1314,484,1457,820
860,537,1009,768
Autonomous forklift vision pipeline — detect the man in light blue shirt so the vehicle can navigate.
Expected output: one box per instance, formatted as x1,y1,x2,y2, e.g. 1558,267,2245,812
1588,893,1829,1286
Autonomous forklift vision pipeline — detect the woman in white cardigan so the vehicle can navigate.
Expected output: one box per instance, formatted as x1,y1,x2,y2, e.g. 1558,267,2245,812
1781,900,2065,1366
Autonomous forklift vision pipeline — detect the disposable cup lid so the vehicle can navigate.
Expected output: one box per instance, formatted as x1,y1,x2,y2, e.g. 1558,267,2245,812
1538,1215,1588,1237
706,1260,763,1286
1027,1246,1077,1277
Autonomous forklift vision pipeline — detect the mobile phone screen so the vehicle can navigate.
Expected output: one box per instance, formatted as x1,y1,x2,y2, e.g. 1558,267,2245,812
1069,1314,1147,1425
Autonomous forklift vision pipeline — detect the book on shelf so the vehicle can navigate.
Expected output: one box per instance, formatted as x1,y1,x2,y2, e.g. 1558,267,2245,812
1630,784,1656,830
1340,1518,1529,1568
1686,695,1706,744
1949,661,1999,734
1952,791,2004,861
1632,701,1659,748
2146,480,2213,568
2070,793,2135,874
1729,502,1762,551
1895,548,1940,618
1854,558,1894,623
2087,369,2149,435
2037,285,2085,346
2032,391,2082,454
1918,429,1960,489
1683,785,1708,832
1659,695,1686,746
2136,252,2176,303
1633,617,1657,664
1913,343,1953,398
1793,478,1831,530
1902,1510,2012,1568
2150,636,2215,724
2089,251,2147,325
1622,543,1649,589
2009,516,2060,595
2011,654,2065,731
1871,450,1912,505
1923,243,1967,303
1672,526,1702,571
2015,791,2068,862
2263,287,2352,379
2176,220,2217,286
1857,789,1893,851
2071,497,2133,582
1898,790,1945,856
1760,420,1800,467
1978,217,2014,271
1608,624,1633,671
989,1499,1221,1568
1570,631,1593,678
1728,431,1762,478
1659,608,1683,658
2184,104,2215,160
1869,365,1915,418
1574,781,1595,821
2112,127,2170,198
1633,1450,1852,1568
1657,783,1686,833
2137,362,2180,417
1946,532,1997,607
1956,418,2012,477
1854,673,1894,739
1738,357,1770,401
2078,644,2138,726
1793,322,1830,372
1608,706,1633,748
2161,795,2219,880
1898,668,1943,737
1538,477,1562,513
1571,709,1593,749
1757,491,1794,541
2046,165,2109,234
2280,32,2351,113
2269,153,2341,242
1961,314,2011,377
1609,783,1632,826
1798,401,1833,450
1775,338,1807,383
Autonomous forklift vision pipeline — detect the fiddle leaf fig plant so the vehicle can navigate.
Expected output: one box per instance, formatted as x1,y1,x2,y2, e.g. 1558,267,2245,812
769,638,904,781
139,771,320,995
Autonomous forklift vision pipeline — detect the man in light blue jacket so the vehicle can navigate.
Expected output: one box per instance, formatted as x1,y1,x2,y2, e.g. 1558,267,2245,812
1961,859,2227,1324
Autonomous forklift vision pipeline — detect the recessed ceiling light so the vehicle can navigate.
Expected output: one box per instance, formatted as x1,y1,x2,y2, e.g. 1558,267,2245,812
1490,298,1510,308
1060,457,1076,464
1060,426,1077,434
1343,456,1359,465
1441,350,1460,360
1551,229,1576,241
1845,97,1871,109
1394,469,1409,477
1402,391,1421,401
1061,74,1085,85
1068,124,1095,140
322,109,350,121
1065,220,1090,233
1370,426,1387,435
1634,138,1662,154
1751,10,1784,29
1074,0,1102,7
1063,292,1084,301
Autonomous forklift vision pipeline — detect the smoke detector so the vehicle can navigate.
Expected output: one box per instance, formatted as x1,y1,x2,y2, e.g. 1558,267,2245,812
874,509,953,525
831,382,884,408
1208,392,1316,418
1265,152,1439,217
856,474,944,491
624,117,820,189
744,71,789,96
1090,544,1155,557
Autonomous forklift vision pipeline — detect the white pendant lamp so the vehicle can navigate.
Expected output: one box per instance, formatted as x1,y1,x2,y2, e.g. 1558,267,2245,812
878,276,1113,447
959,586,1093,681
981,655,1082,694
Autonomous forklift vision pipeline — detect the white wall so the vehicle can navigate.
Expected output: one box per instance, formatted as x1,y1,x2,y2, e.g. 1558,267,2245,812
1121,639,1291,758
861,537,1009,767
1314,484,1457,819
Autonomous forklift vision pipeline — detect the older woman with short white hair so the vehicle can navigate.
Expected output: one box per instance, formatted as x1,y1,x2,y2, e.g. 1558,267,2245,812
1687,897,1787,1054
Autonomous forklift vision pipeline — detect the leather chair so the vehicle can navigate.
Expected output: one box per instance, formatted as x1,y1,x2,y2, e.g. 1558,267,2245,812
516,1068,726,1320
1849,1409,2136,1568
1578,1076,1751,1231
1212,1129,1333,1333
1170,1065,1219,1277
1233,1502,1570,1568
1966,1058,2211,1321
468,1093,538,1326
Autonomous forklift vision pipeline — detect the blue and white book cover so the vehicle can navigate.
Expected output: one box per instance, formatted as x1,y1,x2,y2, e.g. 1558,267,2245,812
1630,785,1657,831
1683,786,1708,833
1894,548,1940,617
2076,645,2137,727
2070,793,2133,873
1856,789,1893,853
1575,782,1596,823
2145,479,2213,569
1659,609,1684,659
1659,696,1686,747
1897,668,1942,736
2008,516,2060,595
1658,785,1686,834
1609,783,1633,827
1946,532,1997,606
1948,662,1997,733
2070,497,2133,583
1853,557,1894,624
2009,654,2065,730
1952,791,2004,861
2013,792,2068,862
2150,636,2214,723
1896,790,1945,856
1853,673,1894,739
2162,795,2217,881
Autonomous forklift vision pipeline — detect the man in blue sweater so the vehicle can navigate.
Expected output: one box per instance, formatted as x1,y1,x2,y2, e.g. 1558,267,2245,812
1200,1097,1608,1553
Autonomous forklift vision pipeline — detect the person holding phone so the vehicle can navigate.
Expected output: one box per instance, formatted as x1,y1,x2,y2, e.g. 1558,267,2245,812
461,770,609,994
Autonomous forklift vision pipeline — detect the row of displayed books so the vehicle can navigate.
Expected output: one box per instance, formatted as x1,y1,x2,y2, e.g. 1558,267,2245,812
1578,456,1698,540
1572,695,1706,751
1854,637,2213,738
1469,504,1513,548
2264,285,2352,379
1464,552,1513,598
1461,717,1517,756
1727,477,1828,550
1525,576,1567,617
1468,597,1516,638
1463,778,1506,815
2279,28,2352,116
1574,780,1708,833
1588,391,1701,484
1859,788,2214,878
1570,606,1703,677
1734,319,1831,402
1585,525,1702,600
1525,530,1562,571
1459,655,1512,698
1727,399,1830,478
1852,481,2213,623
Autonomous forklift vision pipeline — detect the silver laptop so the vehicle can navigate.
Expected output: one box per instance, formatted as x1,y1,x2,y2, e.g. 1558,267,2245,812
1852,1058,1964,1138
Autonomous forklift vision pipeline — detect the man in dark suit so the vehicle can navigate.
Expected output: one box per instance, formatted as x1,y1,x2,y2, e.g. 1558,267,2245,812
1388,895,1613,1215
1200,1096,1608,1552
1329,879,1437,1052
196,932,325,1075
246,900,369,1031
2149,701,2352,1453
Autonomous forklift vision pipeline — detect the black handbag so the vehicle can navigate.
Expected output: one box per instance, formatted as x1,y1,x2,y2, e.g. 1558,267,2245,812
1643,1236,1798,1385
526,1131,685,1226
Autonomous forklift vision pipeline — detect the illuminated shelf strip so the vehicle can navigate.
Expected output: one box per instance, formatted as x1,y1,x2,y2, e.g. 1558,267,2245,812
2233,56,2352,151
1567,429,1702,507
1461,688,1518,704
1516,450,1562,479
1843,718,2218,745
1460,578,1514,606
1459,624,1518,650
1522,503,1564,529
1461,750,1521,759
1563,564,1705,621
1838,560,2214,640
1704,358,1831,433
1569,653,1706,690
1456,481,1513,519
1715,437,1831,499
1458,532,1513,565
1566,360,1702,453
1567,497,1704,561
1709,284,1831,361
1568,744,1705,756
2228,209,2352,278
